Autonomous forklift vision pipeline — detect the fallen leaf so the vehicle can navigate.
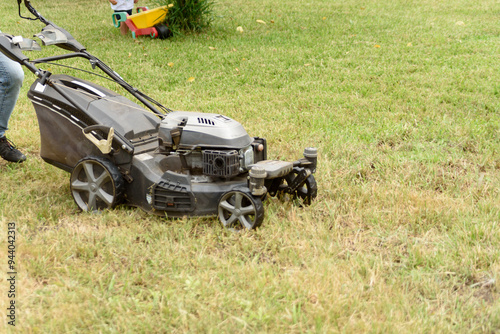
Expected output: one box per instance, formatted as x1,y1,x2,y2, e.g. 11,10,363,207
407,42,412,47
256,19,267,25
270,20,275,24
374,44,381,48
456,21,465,26
304,63,311,67
209,46,216,50
167,62,174,67
322,17,326,20
128,52,132,57
187,77,195,82
236,26,244,33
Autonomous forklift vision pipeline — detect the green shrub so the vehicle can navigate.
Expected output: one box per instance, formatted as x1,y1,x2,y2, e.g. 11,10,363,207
155,0,214,34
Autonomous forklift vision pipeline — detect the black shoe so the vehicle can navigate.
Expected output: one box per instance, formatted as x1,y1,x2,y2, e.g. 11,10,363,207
0,136,27,163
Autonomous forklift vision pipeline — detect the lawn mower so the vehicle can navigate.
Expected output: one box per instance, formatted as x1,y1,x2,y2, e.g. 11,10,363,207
0,0,318,229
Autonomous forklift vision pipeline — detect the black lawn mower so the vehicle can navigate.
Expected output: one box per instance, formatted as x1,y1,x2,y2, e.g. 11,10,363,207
0,0,318,229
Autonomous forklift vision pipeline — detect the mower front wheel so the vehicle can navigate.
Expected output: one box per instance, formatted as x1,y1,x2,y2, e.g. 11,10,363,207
278,167,318,206
218,190,264,230
70,156,125,212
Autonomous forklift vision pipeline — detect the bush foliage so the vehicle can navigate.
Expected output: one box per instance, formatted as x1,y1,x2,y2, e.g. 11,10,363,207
156,0,214,34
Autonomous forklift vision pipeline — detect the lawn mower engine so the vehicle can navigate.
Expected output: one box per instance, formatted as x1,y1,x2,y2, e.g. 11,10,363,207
157,111,267,178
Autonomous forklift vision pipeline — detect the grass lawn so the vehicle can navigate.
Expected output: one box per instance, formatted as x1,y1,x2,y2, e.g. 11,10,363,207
1,0,499,332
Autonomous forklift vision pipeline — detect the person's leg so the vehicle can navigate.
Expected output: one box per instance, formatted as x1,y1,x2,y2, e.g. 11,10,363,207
0,52,24,138
115,10,133,35
120,21,129,35
0,52,26,163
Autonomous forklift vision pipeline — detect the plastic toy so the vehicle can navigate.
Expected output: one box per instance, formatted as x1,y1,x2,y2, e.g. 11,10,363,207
0,1,318,230
112,6,171,39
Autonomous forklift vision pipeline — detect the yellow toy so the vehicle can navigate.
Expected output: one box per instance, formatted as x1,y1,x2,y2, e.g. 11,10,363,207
112,6,171,39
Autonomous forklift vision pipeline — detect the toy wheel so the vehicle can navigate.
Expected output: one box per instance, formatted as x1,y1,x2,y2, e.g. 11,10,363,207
154,24,172,39
279,167,317,206
70,156,124,212
218,190,264,230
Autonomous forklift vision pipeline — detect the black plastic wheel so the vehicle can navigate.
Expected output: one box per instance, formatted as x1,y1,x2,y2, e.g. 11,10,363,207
70,156,125,212
279,167,318,206
218,190,264,230
154,24,172,39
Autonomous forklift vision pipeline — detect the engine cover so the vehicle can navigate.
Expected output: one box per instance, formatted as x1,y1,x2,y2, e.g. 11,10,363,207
158,111,253,149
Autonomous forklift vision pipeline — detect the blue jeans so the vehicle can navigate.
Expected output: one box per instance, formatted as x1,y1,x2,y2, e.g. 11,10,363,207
0,52,24,138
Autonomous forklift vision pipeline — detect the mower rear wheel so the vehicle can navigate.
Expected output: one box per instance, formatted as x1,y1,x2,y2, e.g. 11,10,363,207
70,156,125,212
218,190,264,230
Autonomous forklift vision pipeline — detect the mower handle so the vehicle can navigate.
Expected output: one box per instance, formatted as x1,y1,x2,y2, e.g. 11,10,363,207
14,0,170,116
18,0,49,25
31,52,91,64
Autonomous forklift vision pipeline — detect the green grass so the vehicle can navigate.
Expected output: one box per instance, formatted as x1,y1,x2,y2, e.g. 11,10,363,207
1,0,499,332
